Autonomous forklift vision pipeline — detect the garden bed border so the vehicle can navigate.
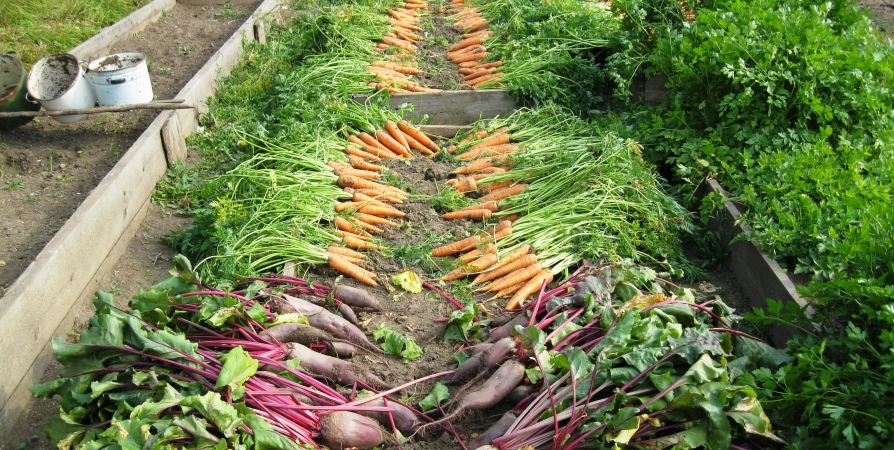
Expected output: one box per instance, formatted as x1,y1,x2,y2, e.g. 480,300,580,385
0,0,290,436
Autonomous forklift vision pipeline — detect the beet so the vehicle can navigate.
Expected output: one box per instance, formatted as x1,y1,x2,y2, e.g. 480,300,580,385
320,411,384,449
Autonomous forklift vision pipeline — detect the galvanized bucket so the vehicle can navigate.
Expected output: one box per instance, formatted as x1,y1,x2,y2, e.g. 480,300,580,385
87,52,153,106
0,53,41,130
26,53,97,123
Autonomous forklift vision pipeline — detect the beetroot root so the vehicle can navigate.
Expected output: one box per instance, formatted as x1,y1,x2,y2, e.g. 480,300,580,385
355,397,421,431
334,285,382,310
451,360,525,414
284,343,392,390
320,411,384,449
467,410,517,449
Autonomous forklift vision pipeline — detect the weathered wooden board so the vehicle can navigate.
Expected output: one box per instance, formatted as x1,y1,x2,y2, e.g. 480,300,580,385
0,0,289,436
699,179,807,347
70,0,176,62
352,90,517,125
161,111,188,164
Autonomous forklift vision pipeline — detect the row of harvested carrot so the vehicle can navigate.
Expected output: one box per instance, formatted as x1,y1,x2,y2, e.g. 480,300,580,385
430,221,552,309
441,127,526,221
325,120,441,286
369,0,440,93
447,0,504,89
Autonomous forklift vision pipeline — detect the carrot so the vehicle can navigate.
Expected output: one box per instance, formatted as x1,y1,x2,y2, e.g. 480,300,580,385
442,209,492,221
479,179,515,193
328,254,378,286
451,157,494,175
491,244,531,270
451,176,478,193
470,131,511,150
335,216,372,237
472,167,507,175
398,120,439,152
338,175,407,195
473,60,504,70
462,29,493,39
506,269,553,310
449,36,486,52
350,188,404,204
472,253,537,285
342,234,386,251
448,46,485,61
476,262,543,293
457,242,496,263
333,166,382,180
480,183,527,202
358,133,400,158
335,229,371,241
489,280,526,300
458,143,519,161
353,214,397,229
375,129,411,157
467,73,503,88
345,145,382,161
403,84,442,93
348,155,384,172
502,213,520,222
401,128,433,154
462,67,497,81
352,191,393,208
385,120,411,153
336,202,406,218
347,216,384,234
460,200,499,212
322,251,364,264
349,135,398,159
458,61,481,69
440,253,499,281
328,245,366,260
452,52,488,64
383,35,417,51
432,234,483,257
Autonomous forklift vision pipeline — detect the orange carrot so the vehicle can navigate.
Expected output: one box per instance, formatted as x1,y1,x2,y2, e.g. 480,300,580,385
490,244,530,268
401,129,433,155
336,202,406,218
376,129,411,157
335,229,371,241
352,191,392,208
462,29,493,39
342,234,386,251
479,179,515,193
358,133,400,158
403,84,442,93
457,242,496,263
472,167,507,175
328,254,378,286
451,157,494,175
357,213,400,227
349,135,398,159
328,255,378,286
432,234,483,257
506,269,553,310
398,120,440,152
502,213,520,222
345,145,382,161
477,262,543,293
467,73,503,88
383,35,417,51
349,188,404,204
348,155,384,171
347,216,384,234
385,120,411,153
480,183,527,202
490,280,526,300
451,176,478,193
472,253,537,285
458,143,519,161
439,253,499,281
470,131,511,150
335,216,372,237
338,175,407,195
323,251,364,264
452,52,488,64
460,200,499,212
327,245,366,260
333,166,382,180
442,209,492,221
461,67,497,81
449,36,486,51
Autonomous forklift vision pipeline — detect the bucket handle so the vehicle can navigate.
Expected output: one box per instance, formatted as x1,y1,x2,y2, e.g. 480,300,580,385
24,91,40,105
109,78,126,85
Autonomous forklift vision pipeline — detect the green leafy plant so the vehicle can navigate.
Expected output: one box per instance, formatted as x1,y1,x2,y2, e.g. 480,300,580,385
372,323,423,362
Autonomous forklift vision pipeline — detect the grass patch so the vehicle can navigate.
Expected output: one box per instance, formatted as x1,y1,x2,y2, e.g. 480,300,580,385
0,0,151,66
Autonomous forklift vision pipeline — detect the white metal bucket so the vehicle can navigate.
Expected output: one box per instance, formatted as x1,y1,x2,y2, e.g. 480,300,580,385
26,53,97,123
87,52,153,106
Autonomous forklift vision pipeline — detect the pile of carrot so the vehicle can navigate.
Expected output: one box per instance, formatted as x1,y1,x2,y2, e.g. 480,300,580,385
446,0,504,89
441,127,526,221
327,120,441,285
369,0,441,93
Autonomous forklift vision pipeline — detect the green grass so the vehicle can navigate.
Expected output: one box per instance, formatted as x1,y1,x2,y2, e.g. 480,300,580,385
0,0,151,66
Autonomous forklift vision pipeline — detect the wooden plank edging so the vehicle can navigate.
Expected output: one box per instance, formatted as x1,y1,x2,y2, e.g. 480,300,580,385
0,0,289,437
698,179,808,346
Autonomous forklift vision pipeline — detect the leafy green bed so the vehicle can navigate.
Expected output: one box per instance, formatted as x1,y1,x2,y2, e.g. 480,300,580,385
599,0,894,446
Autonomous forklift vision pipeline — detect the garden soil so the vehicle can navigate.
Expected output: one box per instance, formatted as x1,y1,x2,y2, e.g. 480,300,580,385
2,1,892,449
